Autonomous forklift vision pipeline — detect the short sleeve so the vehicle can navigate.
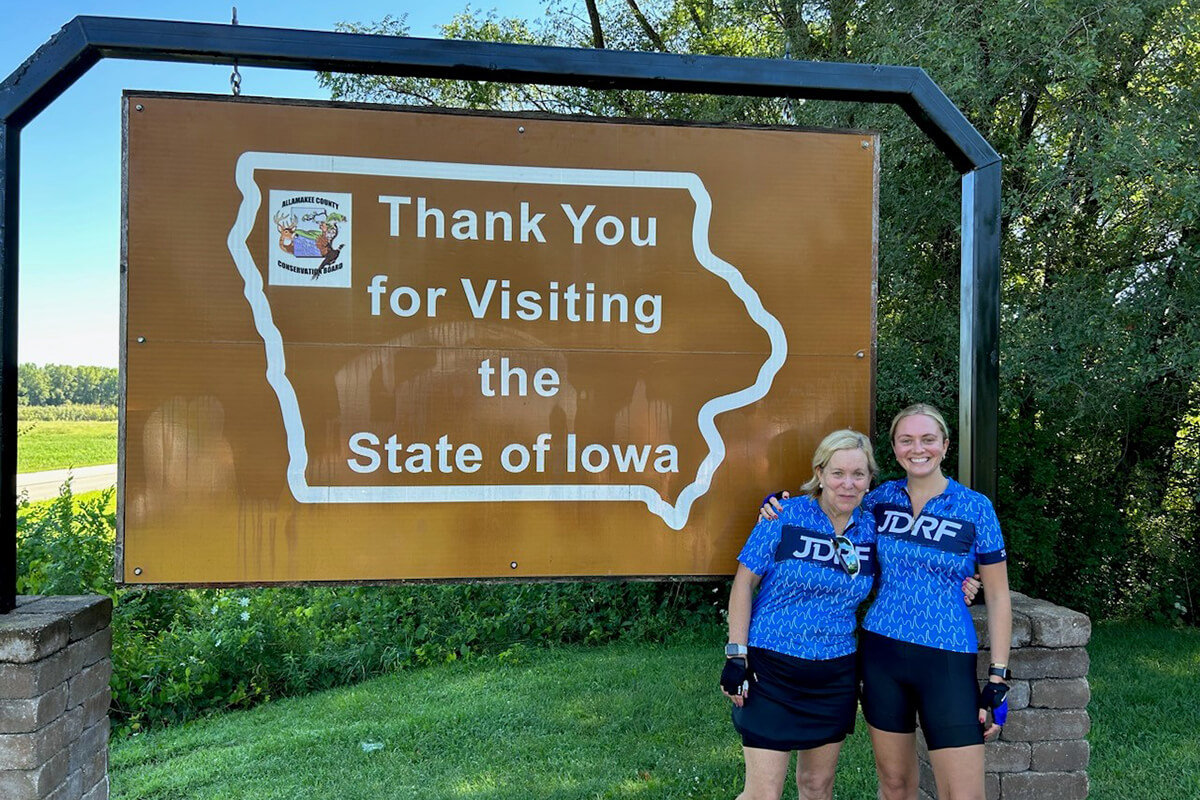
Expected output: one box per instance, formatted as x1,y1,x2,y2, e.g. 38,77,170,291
737,518,779,575
974,497,1007,565
862,486,885,514
858,509,878,545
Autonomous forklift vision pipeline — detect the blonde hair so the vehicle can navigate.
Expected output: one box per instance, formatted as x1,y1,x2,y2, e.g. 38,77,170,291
799,429,878,498
889,403,950,443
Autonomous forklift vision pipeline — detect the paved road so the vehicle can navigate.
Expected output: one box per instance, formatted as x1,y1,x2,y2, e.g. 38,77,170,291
17,464,117,502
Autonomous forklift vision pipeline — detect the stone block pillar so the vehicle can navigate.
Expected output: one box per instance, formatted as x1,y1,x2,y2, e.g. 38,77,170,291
917,591,1091,799
0,596,112,800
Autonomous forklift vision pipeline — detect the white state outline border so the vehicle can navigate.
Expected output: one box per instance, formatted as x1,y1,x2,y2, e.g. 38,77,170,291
226,152,788,530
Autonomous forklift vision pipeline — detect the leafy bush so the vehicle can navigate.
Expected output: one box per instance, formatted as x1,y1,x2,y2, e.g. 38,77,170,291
16,482,116,597
17,483,726,735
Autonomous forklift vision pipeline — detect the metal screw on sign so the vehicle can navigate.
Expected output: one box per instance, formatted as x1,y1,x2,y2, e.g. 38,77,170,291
230,7,242,96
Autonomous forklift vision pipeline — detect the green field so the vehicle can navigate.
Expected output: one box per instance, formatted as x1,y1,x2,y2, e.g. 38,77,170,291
17,420,118,473
108,621,1200,800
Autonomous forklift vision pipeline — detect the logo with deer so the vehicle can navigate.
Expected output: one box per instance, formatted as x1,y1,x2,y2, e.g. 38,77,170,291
268,190,352,288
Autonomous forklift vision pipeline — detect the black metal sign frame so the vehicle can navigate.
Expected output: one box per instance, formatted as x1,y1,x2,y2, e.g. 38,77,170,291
0,16,1000,612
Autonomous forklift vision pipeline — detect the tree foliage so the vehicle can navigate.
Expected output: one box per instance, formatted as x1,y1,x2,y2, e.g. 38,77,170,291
319,0,1200,622
18,363,119,407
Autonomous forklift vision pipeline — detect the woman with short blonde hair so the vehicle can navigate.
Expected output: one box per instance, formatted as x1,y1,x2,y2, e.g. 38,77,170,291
723,429,878,800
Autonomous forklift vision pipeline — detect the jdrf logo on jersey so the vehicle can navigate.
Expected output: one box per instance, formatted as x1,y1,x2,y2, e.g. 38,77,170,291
775,525,876,575
873,505,974,555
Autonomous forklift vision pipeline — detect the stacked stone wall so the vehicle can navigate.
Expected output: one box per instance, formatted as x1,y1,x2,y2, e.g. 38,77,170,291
917,591,1091,800
0,596,111,800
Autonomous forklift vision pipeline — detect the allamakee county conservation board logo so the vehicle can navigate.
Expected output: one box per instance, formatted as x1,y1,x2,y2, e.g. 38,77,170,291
268,190,352,288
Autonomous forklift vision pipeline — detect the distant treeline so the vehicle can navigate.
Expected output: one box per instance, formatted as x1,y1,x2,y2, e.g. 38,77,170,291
19,363,118,407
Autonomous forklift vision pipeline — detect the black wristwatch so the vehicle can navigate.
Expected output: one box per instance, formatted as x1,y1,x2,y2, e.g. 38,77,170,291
988,663,1012,680
725,643,748,659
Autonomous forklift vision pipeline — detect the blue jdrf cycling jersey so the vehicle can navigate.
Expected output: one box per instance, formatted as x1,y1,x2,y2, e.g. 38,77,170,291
738,495,877,660
862,478,1006,653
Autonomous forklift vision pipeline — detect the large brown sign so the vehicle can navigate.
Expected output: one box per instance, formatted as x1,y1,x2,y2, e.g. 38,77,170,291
119,93,877,585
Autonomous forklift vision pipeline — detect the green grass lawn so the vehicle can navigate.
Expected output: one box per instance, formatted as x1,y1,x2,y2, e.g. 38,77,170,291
108,621,1200,799
17,420,117,473
110,635,877,800
1087,620,1200,798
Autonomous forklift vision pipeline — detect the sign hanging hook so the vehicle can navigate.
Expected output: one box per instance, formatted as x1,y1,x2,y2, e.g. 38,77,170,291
230,7,243,96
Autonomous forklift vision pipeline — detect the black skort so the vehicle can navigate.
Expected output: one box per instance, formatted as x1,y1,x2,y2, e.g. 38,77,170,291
731,646,857,752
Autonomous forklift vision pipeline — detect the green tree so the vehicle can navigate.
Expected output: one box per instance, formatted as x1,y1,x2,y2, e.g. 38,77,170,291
17,363,51,405
17,363,119,406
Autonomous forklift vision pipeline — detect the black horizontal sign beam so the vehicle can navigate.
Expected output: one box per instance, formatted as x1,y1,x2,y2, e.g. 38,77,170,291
2,16,998,172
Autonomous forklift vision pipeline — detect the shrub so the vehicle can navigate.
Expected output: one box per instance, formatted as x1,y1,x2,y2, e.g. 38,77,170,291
16,481,116,597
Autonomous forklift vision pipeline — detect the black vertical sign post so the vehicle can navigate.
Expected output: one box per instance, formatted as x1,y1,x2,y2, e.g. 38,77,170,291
960,164,1002,497
0,119,16,614
0,17,1001,612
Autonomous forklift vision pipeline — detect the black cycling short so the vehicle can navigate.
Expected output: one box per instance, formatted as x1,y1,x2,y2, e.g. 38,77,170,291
858,629,984,750
731,646,857,752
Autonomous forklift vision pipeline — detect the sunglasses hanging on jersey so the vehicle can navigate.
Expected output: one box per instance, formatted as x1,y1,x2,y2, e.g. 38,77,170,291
833,535,861,578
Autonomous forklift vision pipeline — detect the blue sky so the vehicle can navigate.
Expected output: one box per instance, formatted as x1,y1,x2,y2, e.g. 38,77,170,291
4,0,552,367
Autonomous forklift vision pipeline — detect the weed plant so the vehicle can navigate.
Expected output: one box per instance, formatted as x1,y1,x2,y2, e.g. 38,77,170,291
17,483,115,597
